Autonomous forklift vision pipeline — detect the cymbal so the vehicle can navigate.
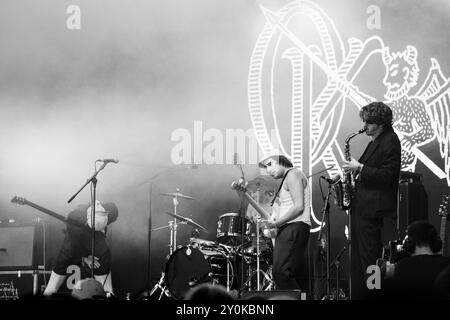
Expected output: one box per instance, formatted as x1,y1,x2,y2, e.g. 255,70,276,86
247,175,278,190
160,192,195,200
246,175,278,192
165,212,208,232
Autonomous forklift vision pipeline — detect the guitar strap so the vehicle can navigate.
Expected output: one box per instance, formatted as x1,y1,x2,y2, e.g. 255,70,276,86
270,167,295,207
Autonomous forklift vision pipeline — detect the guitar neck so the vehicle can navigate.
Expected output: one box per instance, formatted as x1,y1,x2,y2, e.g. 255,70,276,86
243,192,271,220
22,200,68,224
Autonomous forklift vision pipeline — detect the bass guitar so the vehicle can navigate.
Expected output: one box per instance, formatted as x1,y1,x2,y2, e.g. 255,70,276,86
231,179,277,238
11,196,85,228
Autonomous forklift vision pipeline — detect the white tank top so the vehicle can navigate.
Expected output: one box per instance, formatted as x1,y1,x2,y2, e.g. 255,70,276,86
271,168,311,226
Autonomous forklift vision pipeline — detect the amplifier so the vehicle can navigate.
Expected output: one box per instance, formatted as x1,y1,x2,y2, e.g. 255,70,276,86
0,225,36,269
397,181,428,239
0,221,46,270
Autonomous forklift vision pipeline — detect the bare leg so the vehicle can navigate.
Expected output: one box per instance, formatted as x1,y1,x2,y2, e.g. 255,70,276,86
94,272,113,294
43,271,67,296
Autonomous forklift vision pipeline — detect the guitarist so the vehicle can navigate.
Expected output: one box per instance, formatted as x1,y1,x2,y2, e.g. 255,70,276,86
43,200,118,297
256,151,311,291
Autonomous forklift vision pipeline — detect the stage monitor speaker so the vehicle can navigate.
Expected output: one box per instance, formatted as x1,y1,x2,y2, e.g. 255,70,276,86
397,180,428,239
239,290,306,300
0,225,36,269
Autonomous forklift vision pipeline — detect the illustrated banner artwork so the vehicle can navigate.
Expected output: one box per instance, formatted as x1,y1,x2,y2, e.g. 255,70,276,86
248,1,450,230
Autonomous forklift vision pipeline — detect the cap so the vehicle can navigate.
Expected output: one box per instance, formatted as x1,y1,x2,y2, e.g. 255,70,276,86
258,149,290,168
86,201,118,216
86,200,108,216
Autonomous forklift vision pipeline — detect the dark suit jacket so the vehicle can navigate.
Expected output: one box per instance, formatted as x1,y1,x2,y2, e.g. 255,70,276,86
354,127,401,220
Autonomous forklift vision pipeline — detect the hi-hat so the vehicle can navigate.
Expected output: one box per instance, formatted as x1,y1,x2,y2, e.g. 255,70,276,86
160,192,195,200
165,212,208,232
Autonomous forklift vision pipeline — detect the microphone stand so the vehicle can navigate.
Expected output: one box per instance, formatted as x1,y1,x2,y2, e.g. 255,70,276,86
317,178,332,298
347,208,352,300
233,155,247,293
255,186,261,290
67,161,108,279
237,168,246,293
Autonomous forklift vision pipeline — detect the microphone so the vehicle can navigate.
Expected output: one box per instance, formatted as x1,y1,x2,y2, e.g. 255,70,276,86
97,159,119,164
321,176,337,184
188,280,197,287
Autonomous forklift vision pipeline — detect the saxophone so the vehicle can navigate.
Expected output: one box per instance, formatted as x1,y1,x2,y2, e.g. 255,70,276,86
333,128,367,210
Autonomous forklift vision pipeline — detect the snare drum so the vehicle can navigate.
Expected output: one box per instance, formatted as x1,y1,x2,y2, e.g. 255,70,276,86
164,246,234,299
216,213,251,246
241,237,273,265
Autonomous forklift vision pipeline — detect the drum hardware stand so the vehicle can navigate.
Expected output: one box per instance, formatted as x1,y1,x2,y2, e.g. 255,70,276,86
170,190,181,254
148,272,171,300
217,244,234,292
262,266,274,290
226,252,232,291
139,166,198,297
243,265,274,291
148,189,185,300
242,187,263,291
148,219,188,299
255,186,261,290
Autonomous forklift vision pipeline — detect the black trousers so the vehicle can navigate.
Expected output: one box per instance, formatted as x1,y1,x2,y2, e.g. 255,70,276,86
273,221,310,290
350,212,383,299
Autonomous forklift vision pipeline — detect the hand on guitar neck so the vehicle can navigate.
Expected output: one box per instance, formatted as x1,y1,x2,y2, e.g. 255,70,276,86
231,178,278,238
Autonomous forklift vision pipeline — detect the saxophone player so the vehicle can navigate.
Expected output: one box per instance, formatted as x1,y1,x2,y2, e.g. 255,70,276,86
341,102,401,299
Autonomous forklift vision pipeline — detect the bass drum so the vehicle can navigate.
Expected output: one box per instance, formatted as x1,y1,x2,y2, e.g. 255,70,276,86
165,246,234,299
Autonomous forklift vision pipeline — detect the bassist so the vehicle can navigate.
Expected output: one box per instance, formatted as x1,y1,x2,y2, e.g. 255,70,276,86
235,151,311,290
43,200,118,297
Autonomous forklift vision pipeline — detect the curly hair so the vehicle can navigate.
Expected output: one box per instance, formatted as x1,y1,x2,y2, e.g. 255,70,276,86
359,102,393,129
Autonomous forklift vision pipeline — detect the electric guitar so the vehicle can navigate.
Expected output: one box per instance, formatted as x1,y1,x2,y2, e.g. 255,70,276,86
438,194,450,257
231,180,277,238
11,196,85,228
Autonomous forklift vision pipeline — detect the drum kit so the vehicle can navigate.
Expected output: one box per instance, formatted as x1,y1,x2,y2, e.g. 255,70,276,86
149,179,276,300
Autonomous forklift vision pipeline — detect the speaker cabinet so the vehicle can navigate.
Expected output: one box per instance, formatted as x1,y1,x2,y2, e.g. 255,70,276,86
240,290,306,300
0,225,36,269
397,181,428,239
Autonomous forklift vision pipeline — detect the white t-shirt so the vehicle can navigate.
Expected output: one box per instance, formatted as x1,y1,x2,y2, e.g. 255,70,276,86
271,168,311,226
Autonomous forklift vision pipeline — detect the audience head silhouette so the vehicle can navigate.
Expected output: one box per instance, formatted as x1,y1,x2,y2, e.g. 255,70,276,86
184,283,234,301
